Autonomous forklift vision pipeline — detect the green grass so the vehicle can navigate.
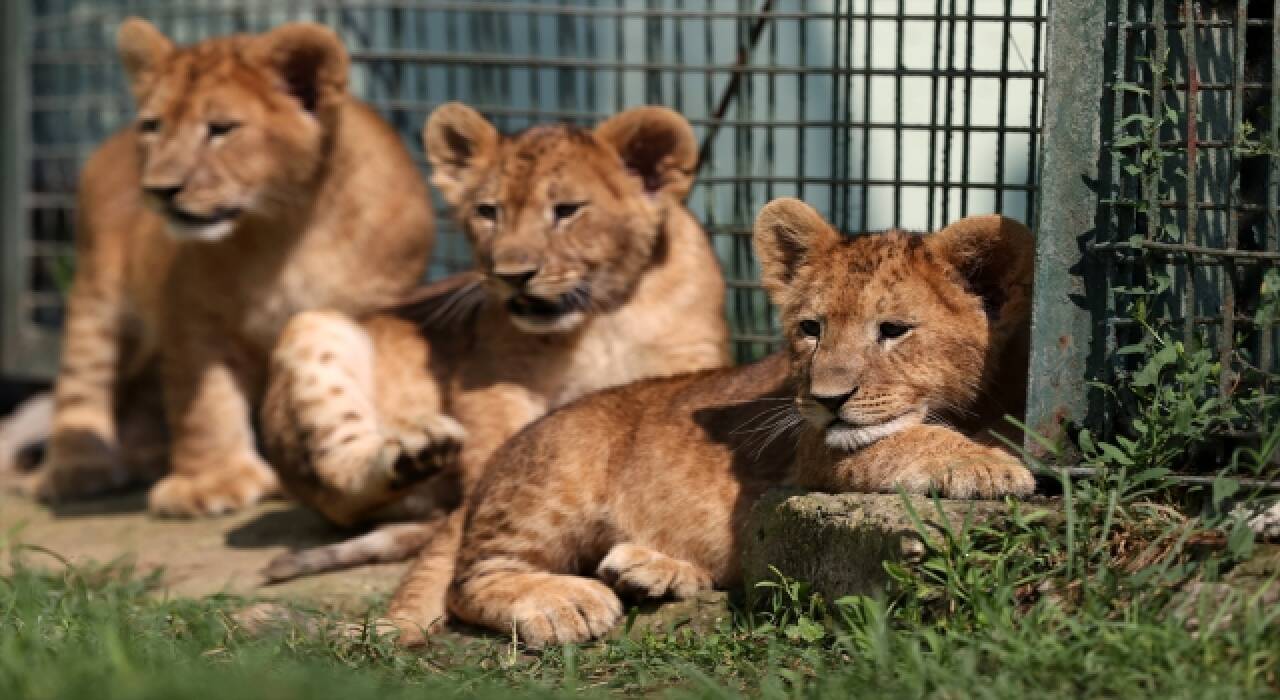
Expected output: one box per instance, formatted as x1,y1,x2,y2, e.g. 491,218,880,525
3,483,1278,700
4,328,1278,698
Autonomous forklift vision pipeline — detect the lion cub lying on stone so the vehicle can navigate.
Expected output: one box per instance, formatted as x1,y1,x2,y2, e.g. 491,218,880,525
446,198,1037,647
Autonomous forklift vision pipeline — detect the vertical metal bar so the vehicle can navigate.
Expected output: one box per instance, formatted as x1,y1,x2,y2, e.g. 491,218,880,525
995,0,1012,214
959,0,975,217
1182,0,1199,345
1025,0,1044,226
828,0,844,230
797,12,807,204
893,0,905,225
1025,0,1110,457
1265,0,1280,377
1146,2,1166,245
857,1,871,231
1221,0,1246,396
2,0,31,376
928,0,944,231
941,0,957,226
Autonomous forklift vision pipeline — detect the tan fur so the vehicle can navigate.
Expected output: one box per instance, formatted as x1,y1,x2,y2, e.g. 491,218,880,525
259,104,730,641
448,198,1037,648
27,19,434,516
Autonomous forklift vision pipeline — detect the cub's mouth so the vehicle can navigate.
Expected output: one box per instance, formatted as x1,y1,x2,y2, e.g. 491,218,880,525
504,289,589,334
161,205,244,242
166,205,243,228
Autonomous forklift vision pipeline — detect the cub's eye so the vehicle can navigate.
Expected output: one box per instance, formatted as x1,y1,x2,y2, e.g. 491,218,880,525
798,319,822,338
138,117,161,134
474,203,499,222
208,121,241,138
553,201,586,222
879,321,913,340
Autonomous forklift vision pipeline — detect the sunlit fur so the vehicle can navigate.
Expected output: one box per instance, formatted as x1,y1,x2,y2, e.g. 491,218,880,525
443,198,1037,649
258,104,730,643
427,106,693,334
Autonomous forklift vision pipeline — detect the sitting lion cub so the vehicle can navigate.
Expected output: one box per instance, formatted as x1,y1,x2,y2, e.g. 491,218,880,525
259,103,730,639
28,19,434,516
446,198,1037,647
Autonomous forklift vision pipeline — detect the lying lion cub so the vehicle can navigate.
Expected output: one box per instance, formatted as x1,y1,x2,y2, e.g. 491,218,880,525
27,20,434,516
447,198,1037,648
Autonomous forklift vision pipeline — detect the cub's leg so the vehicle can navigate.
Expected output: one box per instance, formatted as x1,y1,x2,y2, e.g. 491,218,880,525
794,424,1036,499
31,276,130,501
596,543,714,600
262,311,462,527
383,386,545,646
450,561,623,649
147,326,277,517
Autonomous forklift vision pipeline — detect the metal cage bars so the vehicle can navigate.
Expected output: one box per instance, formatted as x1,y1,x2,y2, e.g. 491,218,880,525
1027,0,1279,463
5,0,1046,376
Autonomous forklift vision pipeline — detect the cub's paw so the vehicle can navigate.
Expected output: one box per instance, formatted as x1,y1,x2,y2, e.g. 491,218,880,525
23,435,128,502
597,543,713,600
382,414,466,489
507,575,624,648
896,447,1035,499
148,457,279,517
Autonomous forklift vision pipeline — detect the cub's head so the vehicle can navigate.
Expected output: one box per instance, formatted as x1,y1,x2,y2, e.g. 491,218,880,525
753,198,1034,450
424,103,697,333
117,18,349,241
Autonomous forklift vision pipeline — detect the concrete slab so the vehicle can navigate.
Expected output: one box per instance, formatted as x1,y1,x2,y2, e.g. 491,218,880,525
741,489,1034,603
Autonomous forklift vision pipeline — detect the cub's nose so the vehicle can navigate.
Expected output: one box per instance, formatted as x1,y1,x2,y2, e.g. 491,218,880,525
143,184,183,204
494,266,538,291
811,389,857,416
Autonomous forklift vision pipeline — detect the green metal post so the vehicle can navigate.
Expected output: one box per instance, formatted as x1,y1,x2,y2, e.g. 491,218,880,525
1025,0,1109,458
1,1,30,377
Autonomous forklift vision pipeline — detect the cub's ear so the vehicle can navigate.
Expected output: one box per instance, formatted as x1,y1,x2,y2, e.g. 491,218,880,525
594,106,698,201
423,102,501,206
753,198,841,303
927,214,1036,347
117,18,174,99
250,23,350,113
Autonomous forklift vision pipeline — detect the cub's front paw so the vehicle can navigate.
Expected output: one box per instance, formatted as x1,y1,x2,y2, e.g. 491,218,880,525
895,446,1035,499
383,414,466,489
148,456,279,517
597,543,713,599
508,575,624,648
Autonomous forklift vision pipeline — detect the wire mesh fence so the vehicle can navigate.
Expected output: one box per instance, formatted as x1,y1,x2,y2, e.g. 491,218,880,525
3,0,1046,376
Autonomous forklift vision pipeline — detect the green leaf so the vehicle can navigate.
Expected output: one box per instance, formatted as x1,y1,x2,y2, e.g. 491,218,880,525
1212,477,1240,507
1099,442,1135,466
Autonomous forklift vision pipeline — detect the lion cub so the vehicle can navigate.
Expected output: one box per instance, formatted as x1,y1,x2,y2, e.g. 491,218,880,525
259,103,730,639
447,198,1037,647
28,19,434,516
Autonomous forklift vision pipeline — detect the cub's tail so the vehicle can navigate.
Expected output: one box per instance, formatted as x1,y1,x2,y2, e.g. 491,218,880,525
262,521,437,583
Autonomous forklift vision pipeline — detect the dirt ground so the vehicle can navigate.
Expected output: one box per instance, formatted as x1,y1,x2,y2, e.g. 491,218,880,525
0,489,407,611
0,487,733,639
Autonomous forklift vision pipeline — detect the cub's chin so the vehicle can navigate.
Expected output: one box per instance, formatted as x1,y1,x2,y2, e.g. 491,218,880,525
821,410,925,451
